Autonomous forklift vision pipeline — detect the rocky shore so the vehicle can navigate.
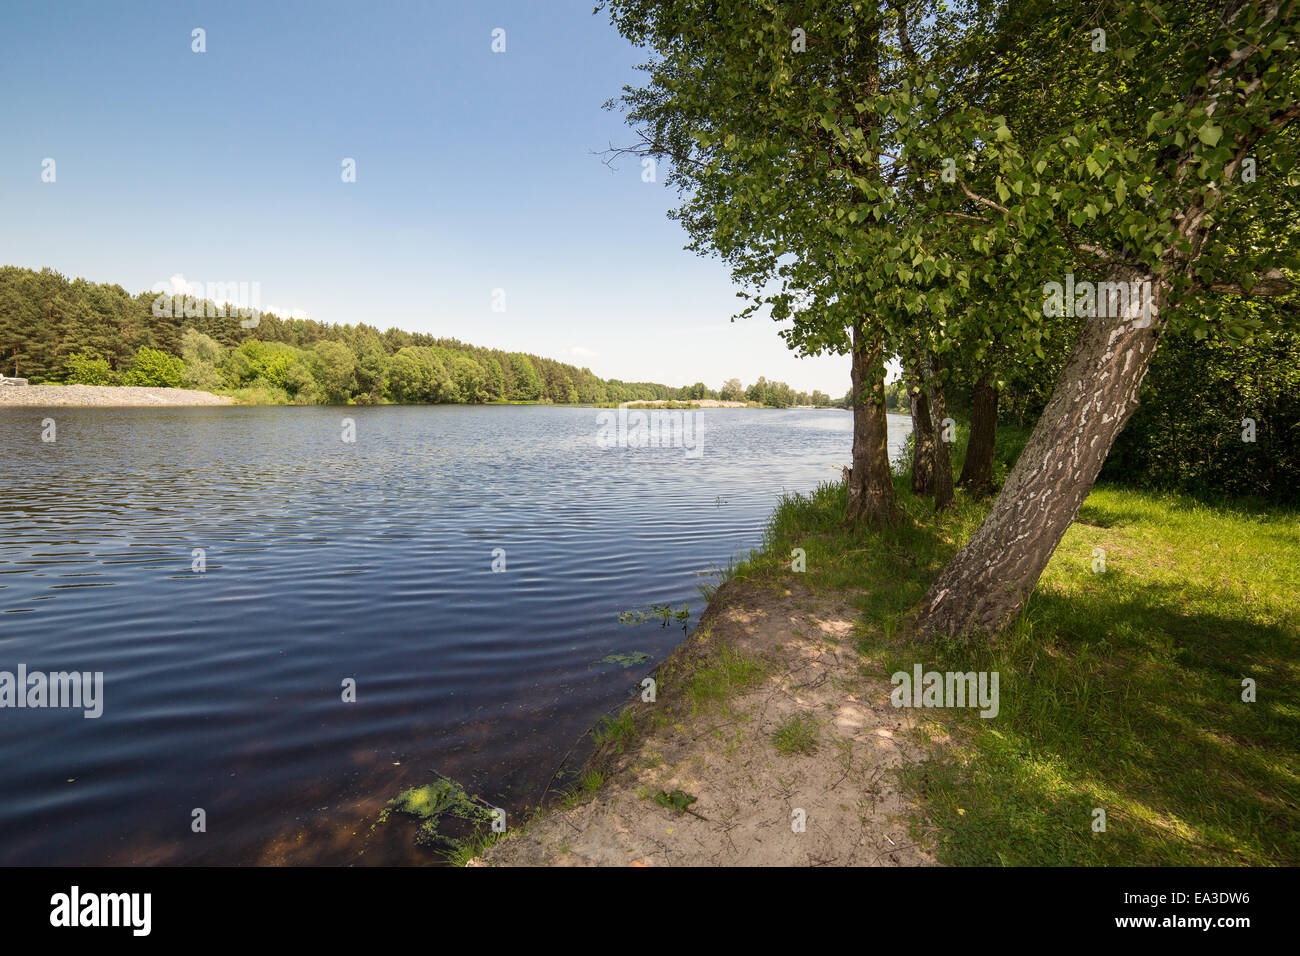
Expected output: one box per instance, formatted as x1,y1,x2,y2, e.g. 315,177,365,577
0,384,234,406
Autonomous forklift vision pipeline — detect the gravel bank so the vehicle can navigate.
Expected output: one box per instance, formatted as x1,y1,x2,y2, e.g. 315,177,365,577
0,384,235,406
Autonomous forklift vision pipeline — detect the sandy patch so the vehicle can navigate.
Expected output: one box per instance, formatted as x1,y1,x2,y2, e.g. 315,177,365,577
476,580,940,867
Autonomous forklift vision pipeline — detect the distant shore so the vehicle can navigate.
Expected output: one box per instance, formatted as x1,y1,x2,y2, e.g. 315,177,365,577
0,386,843,410
0,384,234,407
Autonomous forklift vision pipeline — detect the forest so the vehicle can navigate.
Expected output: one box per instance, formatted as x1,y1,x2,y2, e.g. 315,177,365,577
0,265,831,408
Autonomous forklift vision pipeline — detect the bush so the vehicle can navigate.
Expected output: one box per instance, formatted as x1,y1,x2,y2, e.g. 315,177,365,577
122,347,184,388
1103,327,1300,505
221,339,323,400
63,352,118,386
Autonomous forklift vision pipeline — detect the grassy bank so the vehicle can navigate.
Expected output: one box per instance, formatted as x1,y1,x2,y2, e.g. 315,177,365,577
731,445,1299,865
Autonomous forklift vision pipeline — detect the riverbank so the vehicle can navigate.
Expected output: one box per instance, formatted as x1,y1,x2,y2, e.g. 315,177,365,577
476,471,1299,866
477,577,938,866
0,384,234,406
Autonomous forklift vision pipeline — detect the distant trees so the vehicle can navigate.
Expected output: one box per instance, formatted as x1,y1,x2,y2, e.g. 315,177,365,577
383,347,456,403
1,266,850,409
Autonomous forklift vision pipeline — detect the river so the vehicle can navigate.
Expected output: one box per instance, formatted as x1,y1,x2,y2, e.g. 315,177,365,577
0,404,910,864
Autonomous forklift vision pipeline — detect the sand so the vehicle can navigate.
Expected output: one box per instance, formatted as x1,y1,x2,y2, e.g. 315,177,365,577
474,579,940,867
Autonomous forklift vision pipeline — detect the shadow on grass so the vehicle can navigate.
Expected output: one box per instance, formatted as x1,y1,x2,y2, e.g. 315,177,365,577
1075,502,1145,528
748,474,1299,865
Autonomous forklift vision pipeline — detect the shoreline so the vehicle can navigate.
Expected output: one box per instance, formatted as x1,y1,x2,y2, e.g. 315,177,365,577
472,576,939,867
0,384,234,407
472,474,1299,867
0,386,850,411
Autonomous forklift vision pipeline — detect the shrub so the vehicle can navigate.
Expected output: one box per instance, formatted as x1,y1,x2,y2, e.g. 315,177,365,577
63,352,118,386
122,347,185,388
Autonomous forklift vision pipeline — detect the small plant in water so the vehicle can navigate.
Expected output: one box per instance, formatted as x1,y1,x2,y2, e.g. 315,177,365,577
619,603,691,634
377,773,497,856
597,651,650,668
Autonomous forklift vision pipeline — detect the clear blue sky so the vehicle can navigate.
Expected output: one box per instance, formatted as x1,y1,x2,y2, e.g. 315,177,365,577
0,0,852,394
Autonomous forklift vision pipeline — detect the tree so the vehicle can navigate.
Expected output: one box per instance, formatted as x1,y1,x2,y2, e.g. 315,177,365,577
506,353,543,401
122,346,184,388
383,352,426,403
311,340,357,403
601,0,953,526
957,373,999,497
906,0,1299,637
446,353,489,403
906,359,935,495
180,328,226,391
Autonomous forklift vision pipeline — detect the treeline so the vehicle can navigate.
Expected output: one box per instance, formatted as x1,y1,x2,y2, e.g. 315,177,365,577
0,267,833,407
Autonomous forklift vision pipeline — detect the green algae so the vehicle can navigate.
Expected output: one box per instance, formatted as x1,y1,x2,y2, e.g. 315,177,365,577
377,774,496,851
598,651,651,668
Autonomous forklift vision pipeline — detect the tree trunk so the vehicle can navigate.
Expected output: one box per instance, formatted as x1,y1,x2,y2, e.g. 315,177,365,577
908,360,935,496
958,373,999,498
845,322,901,527
928,351,955,512
918,266,1162,638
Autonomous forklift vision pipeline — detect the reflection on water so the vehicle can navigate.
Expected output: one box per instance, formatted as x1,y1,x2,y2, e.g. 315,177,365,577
0,404,909,864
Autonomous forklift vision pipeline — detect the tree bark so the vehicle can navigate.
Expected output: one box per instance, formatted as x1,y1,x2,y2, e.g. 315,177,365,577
908,359,935,496
927,351,955,512
918,266,1163,638
845,322,901,528
958,372,999,498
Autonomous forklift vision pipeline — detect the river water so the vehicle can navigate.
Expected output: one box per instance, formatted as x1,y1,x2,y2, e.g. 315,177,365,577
0,404,910,864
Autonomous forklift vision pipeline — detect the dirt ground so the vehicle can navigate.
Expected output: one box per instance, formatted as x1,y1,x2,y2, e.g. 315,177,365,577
475,579,941,867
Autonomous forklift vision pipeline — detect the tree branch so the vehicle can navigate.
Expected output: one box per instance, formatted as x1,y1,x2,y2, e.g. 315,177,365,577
1207,268,1296,297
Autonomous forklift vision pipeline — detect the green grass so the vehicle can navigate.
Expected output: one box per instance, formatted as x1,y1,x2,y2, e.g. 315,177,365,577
740,440,1299,866
681,645,768,715
772,714,821,756
591,711,636,754
558,770,605,812
442,829,501,867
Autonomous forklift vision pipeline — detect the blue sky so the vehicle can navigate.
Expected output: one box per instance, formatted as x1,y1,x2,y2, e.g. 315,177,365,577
0,0,852,394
